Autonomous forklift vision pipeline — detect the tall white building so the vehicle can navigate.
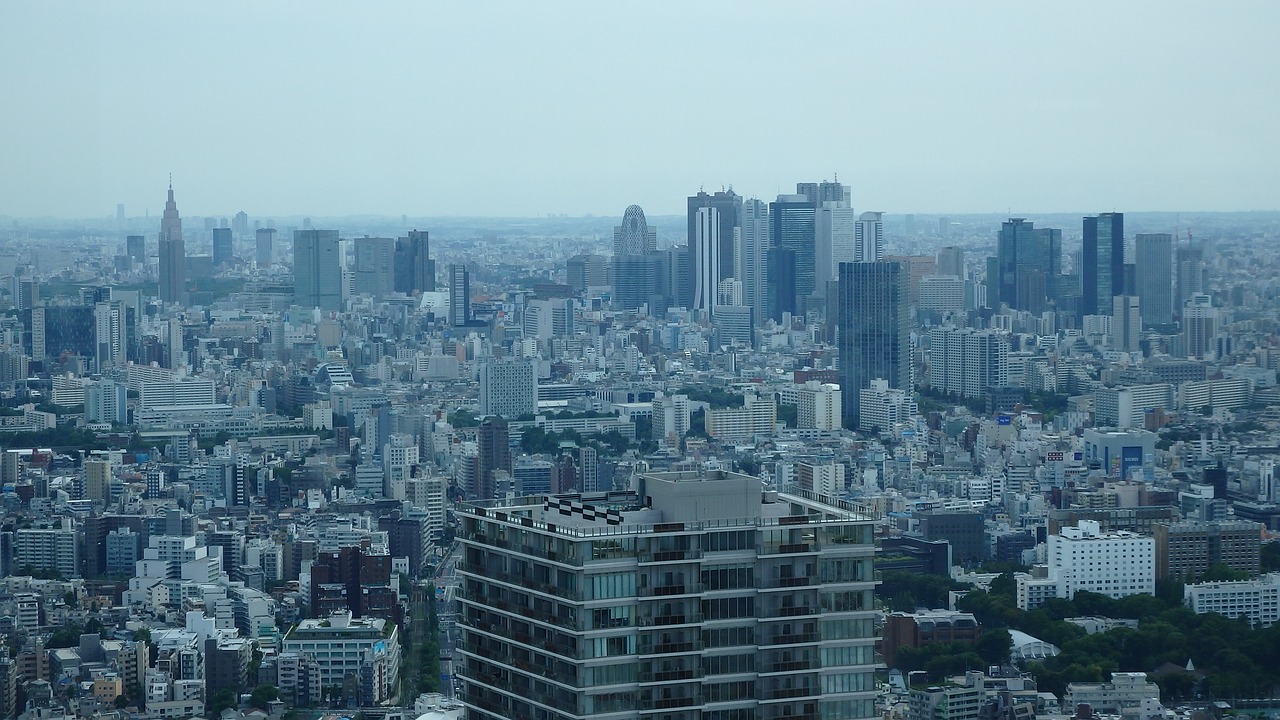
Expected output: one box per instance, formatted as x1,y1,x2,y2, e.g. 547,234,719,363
383,434,419,500
1093,384,1174,428
738,199,770,327
651,393,691,445
85,379,129,425
457,469,881,720
927,327,1010,399
692,207,720,313
858,378,917,433
1184,573,1280,627
1110,295,1142,352
854,212,884,262
705,392,777,442
139,378,216,410
796,380,842,431
478,359,537,419
1182,293,1217,360
817,202,857,284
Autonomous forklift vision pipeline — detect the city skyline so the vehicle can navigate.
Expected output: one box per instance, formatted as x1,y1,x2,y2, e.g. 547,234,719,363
2,2,1279,218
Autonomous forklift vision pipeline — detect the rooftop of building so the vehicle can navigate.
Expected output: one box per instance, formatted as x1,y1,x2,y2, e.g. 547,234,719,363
462,468,877,539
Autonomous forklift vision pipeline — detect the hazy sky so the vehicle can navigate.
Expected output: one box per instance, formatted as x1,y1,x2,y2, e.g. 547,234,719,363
2,2,1277,219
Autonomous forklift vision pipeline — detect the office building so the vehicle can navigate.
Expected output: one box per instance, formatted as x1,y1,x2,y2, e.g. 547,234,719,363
739,197,769,326
816,202,856,286
127,235,146,264
354,236,396,298
687,190,741,280
1083,428,1156,480
282,611,401,706
1153,519,1261,580
1082,213,1125,319
766,247,797,322
884,610,980,669
692,206,720,313
1110,295,1142,352
566,253,608,292
994,218,1061,313
479,358,536,419
293,229,343,311
458,469,880,720
796,179,850,207
1181,293,1217,359
613,252,666,314
771,194,818,305
476,416,511,501
1134,233,1173,326
83,458,112,505
1020,521,1155,609
915,511,986,564
255,228,275,267
908,684,982,720
614,204,657,256
838,262,909,428
1175,241,1206,316
212,227,233,267
937,246,964,278
450,264,471,326
1183,573,1280,627
158,182,186,305
918,275,966,314
854,212,883,263
394,229,435,294
712,305,754,348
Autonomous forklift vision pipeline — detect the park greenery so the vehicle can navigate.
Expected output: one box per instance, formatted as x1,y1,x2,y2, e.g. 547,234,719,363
879,567,1280,700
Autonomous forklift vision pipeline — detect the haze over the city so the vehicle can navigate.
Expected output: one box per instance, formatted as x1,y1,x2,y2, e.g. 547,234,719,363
2,1,1278,219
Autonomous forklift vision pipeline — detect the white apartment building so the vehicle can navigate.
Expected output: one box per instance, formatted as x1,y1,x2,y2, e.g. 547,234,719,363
138,378,217,410
927,327,1009,400
1065,672,1160,719
478,359,537,419
796,381,842,431
281,610,401,706
858,378,917,433
1093,384,1175,428
1018,520,1155,610
1184,573,1280,627
705,392,777,442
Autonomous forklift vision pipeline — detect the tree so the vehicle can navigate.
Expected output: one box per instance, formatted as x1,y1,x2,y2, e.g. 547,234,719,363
976,628,1011,666
132,628,151,643
250,685,280,710
209,688,237,715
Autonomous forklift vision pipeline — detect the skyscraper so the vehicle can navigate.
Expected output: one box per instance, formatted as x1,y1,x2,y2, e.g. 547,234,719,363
394,229,435,294
770,194,817,308
476,416,511,501
255,228,276,267
994,218,1062,313
796,178,850,207
212,227,233,268
354,236,396,298
1111,295,1142,352
126,235,145,264
449,264,471,326
816,202,857,286
854,212,884,263
613,205,657,256
738,197,769,327
1135,233,1174,326
612,206,664,313
478,358,536,419
1182,293,1217,360
1082,212,1125,319
838,261,909,428
937,246,964,278
1176,240,1206,319
692,207,720,313
158,181,186,305
292,229,343,311
766,247,797,322
687,189,741,280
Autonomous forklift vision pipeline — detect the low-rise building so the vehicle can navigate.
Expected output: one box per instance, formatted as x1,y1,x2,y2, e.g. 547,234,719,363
1184,573,1280,627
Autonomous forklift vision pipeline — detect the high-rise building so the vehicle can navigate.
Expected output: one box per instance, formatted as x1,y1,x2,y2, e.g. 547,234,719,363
566,253,608,292
83,459,112,505
766,247,797,322
816,202,857,286
838,262,910,428
158,182,186,305
449,264,471,326
354,236,396,298
796,179,850,207
457,469,880,720
85,379,128,425
127,235,146,264
926,327,1009,399
613,205,657,256
479,358,536,419
394,229,435,294
936,246,964,278
994,218,1061,314
293,229,343,311
255,228,276,267
1153,519,1261,580
612,253,666,313
1082,212,1125,319
1110,295,1142,352
854,212,884,263
738,198,769,327
1134,233,1173,326
1175,240,1206,318
687,190,741,280
476,416,511,501
94,300,127,370
770,195,818,305
1182,293,1217,360
212,227,234,267
692,207,720,313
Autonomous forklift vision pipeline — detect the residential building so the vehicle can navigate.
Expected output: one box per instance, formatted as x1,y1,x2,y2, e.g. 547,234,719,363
1183,573,1280,627
281,610,401,706
458,469,880,720
858,379,917,434
927,327,1009,400
293,229,343,311
1064,672,1160,720
704,392,776,442
796,381,842,431
479,359,536,419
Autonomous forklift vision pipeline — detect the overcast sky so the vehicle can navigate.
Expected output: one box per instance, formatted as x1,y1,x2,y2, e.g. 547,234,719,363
1,2,1277,219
